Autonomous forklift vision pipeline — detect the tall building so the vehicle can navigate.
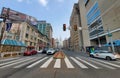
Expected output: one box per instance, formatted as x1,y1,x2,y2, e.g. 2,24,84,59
70,3,90,52
37,21,47,36
46,23,53,47
37,21,53,48
78,0,120,46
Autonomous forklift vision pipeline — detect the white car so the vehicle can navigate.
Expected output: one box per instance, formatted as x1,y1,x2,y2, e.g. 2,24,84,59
37,49,43,54
90,50,116,60
46,48,56,55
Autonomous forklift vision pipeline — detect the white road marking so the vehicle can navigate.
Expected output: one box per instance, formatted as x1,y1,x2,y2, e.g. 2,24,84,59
76,57,100,69
0,58,34,68
89,59,116,69
0,57,20,62
70,57,88,69
64,57,74,68
0,57,29,66
93,59,120,68
27,57,48,68
14,57,42,68
40,57,53,68
54,59,61,68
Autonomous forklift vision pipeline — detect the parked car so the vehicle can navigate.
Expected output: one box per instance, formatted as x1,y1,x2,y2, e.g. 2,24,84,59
24,49,37,56
89,50,116,60
46,48,56,55
37,49,43,54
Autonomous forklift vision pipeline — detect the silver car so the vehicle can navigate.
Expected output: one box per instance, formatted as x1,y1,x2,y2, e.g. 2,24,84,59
90,50,116,60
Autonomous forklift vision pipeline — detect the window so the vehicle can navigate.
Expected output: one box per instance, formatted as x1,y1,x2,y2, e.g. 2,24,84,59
86,2,101,25
25,33,29,38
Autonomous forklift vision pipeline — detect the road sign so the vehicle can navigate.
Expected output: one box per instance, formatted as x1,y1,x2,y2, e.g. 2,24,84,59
108,33,112,37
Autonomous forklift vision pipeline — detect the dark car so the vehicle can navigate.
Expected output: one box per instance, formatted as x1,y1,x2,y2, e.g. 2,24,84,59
24,49,37,56
41,48,48,54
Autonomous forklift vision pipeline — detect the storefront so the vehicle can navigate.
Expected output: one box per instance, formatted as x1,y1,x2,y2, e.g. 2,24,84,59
0,39,26,58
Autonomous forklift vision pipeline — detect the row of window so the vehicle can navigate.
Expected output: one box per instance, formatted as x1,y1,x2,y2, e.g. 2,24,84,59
86,2,101,25
89,26,104,38
25,33,36,40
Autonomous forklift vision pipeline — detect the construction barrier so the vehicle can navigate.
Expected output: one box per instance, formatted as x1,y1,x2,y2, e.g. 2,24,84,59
53,51,65,59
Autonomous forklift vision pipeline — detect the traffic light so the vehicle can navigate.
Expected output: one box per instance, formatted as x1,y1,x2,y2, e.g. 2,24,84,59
63,24,66,31
74,25,77,31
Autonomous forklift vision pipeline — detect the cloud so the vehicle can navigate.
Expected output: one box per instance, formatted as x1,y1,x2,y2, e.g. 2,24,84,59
38,0,48,7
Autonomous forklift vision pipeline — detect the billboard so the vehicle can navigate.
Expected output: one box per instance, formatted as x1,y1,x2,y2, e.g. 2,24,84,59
0,7,37,26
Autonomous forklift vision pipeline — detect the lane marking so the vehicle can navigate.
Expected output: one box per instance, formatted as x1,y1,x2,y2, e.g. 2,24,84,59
27,57,48,68
0,57,20,62
0,58,34,68
54,59,61,68
93,59,120,68
64,57,74,68
88,59,116,69
70,57,88,69
76,57,100,69
40,57,53,68
0,57,29,66
14,57,42,68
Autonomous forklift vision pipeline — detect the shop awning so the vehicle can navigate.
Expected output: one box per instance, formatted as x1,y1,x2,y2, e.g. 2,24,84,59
1,39,26,47
104,40,120,47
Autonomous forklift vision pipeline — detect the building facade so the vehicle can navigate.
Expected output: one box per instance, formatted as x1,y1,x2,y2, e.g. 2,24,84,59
78,0,120,46
0,22,49,51
37,21,53,48
70,3,90,52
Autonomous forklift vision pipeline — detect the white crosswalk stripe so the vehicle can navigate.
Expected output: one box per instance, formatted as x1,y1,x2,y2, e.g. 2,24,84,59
0,57,29,66
70,57,88,69
64,57,74,68
89,59,116,69
54,59,61,68
40,57,53,68
1,56,120,70
14,57,42,68
76,57,100,69
27,57,48,68
93,59,120,68
0,57,34,68
0,57,20,62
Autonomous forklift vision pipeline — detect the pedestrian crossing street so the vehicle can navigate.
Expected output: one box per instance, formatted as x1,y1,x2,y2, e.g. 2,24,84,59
0,56,120,70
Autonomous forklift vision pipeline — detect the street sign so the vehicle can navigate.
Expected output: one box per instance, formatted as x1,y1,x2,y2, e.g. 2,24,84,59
108,33,112,37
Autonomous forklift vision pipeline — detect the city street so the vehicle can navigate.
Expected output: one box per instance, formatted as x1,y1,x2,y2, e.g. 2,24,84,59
0,51,120,78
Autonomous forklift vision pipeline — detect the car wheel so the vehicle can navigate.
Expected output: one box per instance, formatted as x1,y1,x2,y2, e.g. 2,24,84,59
90,55,94,58
106,56,112,61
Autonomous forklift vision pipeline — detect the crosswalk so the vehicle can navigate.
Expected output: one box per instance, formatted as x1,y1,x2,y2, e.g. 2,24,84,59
0,56,120,70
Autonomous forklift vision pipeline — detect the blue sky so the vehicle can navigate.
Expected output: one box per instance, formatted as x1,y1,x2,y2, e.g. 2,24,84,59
0,0,78,40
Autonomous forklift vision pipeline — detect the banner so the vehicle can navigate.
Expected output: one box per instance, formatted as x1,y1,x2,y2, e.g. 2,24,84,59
6,23,12,31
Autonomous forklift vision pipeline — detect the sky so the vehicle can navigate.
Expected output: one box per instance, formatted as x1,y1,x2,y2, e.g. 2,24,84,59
0,0,78,40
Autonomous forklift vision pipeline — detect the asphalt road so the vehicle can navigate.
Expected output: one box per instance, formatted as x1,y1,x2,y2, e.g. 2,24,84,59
0,50,120,78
